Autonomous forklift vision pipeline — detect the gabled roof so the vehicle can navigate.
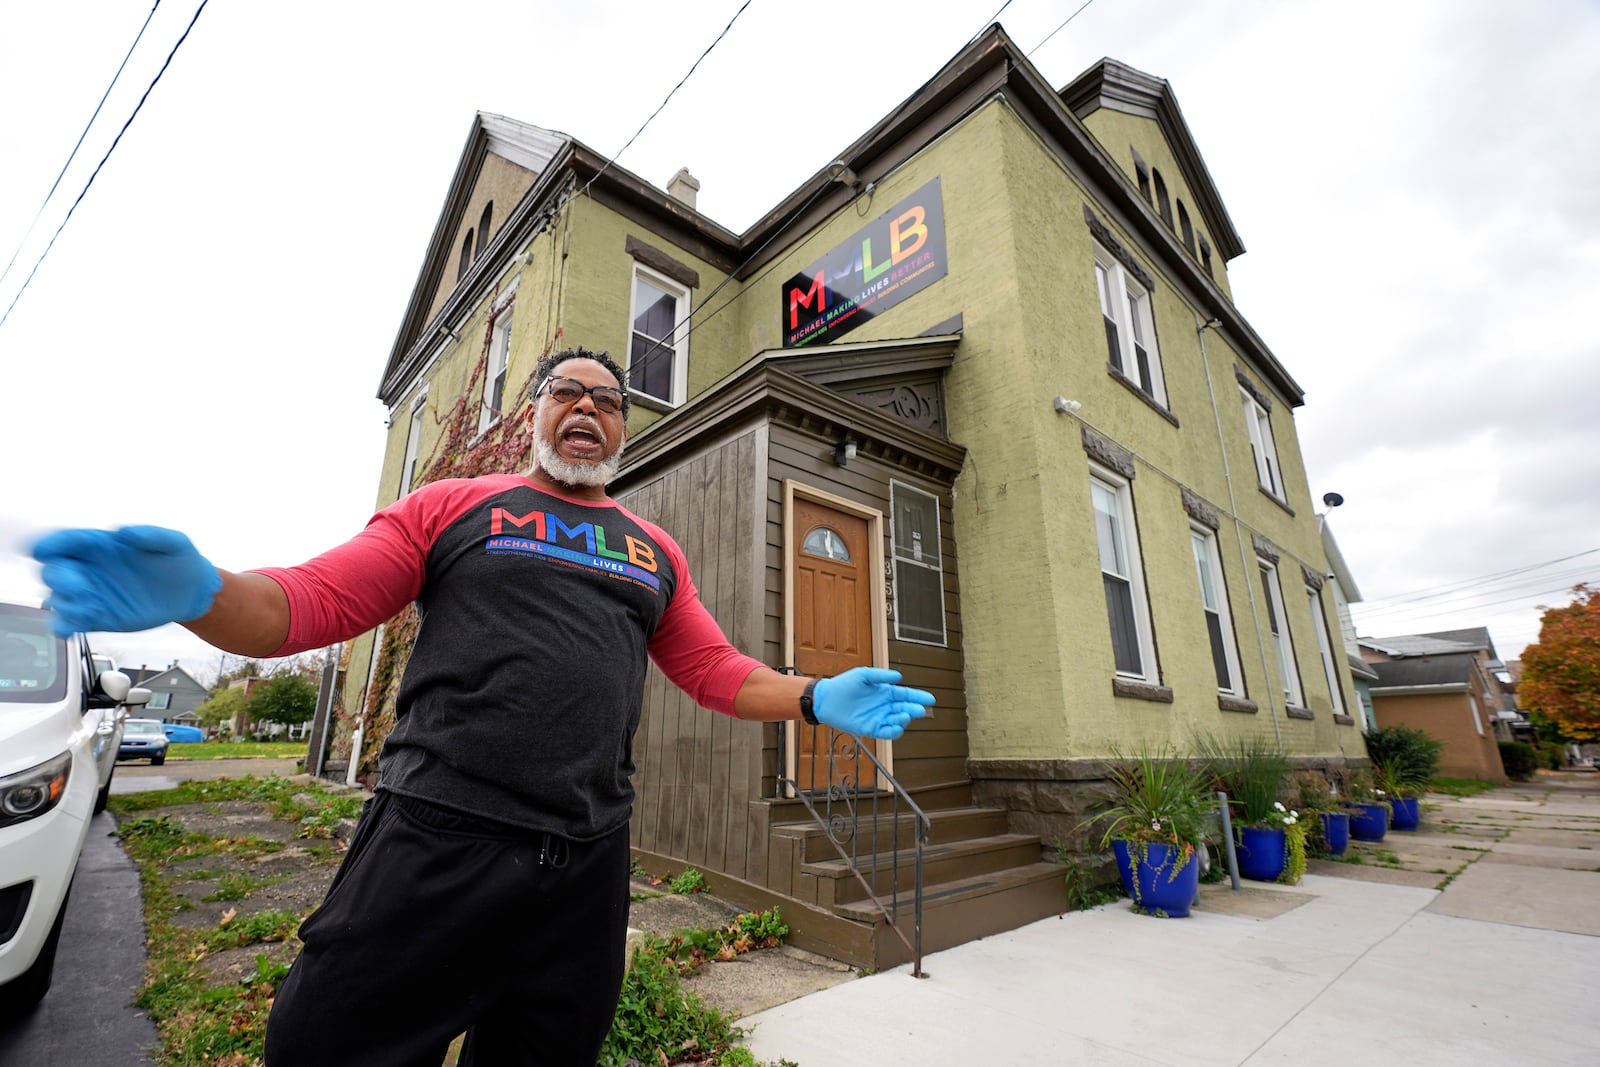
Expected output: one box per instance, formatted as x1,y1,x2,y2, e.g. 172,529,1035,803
1368,653,1476,691
1057,58,1244,261
1362,634,1480,658
1346,652,1379,682
1419,627,1503,668
138,665,205,691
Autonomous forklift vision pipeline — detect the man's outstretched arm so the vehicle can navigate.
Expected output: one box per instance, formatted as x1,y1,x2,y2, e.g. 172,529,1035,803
734,665,935,740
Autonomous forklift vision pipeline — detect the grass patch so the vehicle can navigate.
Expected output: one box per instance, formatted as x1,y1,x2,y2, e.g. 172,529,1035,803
1429,777,1499,798
165,741,305,761
201,871,289,902
109,775,366,841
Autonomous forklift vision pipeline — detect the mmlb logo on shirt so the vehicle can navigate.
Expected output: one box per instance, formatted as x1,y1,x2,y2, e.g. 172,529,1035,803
486,508,661,591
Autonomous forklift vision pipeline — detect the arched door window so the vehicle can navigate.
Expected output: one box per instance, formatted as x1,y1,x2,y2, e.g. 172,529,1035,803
802,526,852,561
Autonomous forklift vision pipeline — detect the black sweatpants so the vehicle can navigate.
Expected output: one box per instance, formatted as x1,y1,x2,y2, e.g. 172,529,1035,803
264,790,631,1066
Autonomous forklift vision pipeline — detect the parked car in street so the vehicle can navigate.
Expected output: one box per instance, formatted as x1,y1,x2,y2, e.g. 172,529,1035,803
117,719,170,765
160,722,205,744
1,600,149,1017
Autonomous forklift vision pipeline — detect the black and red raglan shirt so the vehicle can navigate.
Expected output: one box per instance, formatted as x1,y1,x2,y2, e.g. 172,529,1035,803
252,474,763,840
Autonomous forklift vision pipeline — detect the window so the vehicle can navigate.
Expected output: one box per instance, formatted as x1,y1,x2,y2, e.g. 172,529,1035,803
1307,585,1347,717
1468,694,1484,737
1131,149,1152,204
627,266,689,405
1091,470,1156,678
398,389,428,496
478,308,513,433
147,691,171,711
1241,389,1283,497
1257,559,1302,706
891,482,946,645
1152,169,1174,228
1178,201,1196,255
1191,526,1242,694
1198,235,1213,277
458,229,474,284
476,202,493,259
1094,248,1167,405
802,527,851,561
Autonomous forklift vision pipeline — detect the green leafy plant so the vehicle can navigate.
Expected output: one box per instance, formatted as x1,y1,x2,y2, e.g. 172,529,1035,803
1365,725,1442,797
1194,734,1289,826
1080,748,1215,910
1498,741,1537,779
599,937,739,1067
668,867,707,895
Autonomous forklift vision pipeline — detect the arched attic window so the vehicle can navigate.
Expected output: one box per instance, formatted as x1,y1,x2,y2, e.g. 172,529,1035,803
1152,169,1174,229
458,229,475,284
1178,201,1196,255
476,202,493,260
1199,236,1214,277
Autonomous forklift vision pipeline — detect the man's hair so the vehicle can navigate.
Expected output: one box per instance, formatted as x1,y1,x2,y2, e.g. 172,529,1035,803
530,347,631,421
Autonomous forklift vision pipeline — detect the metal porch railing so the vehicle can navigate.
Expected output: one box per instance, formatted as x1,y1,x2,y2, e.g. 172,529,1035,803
776,719,933,977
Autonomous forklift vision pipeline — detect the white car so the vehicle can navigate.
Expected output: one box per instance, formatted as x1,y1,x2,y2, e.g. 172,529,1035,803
0,601,149,1017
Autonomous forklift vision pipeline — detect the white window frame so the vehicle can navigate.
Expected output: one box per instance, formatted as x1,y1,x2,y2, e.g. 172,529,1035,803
1307,585,1347,718
626,264,690,407
1257,559,1303,706
1093,246,1167,406
1241,389,1283,498
1190,525,1242,696
1090,466,1157,681
889,481,947,646
478,305,514,434
1468,693,1485,737
398,387,428,497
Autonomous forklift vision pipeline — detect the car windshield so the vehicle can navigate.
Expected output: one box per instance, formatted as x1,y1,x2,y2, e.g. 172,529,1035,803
125,721,165,737
0,604,66,705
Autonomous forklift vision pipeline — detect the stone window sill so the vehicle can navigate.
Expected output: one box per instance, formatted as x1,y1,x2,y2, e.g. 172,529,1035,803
1217,695,1259,714
1285,705,1314,720
1112,678,1174,703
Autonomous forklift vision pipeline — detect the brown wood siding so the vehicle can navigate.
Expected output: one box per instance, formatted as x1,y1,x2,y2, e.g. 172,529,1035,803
619,430,769,883
766,426,968,797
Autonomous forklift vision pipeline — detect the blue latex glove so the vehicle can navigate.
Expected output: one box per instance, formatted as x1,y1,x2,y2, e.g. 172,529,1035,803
812,667,935,740
31,526,222,638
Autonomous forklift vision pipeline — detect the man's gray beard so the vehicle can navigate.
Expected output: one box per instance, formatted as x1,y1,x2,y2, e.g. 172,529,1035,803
535,433,624,489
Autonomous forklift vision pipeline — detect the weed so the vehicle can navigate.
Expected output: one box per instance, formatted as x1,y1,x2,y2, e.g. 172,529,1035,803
205,909,301,952
201,871,287,902
630,856,648,878
598,938,739,1067
1061,857,1125,910
669,867,707,894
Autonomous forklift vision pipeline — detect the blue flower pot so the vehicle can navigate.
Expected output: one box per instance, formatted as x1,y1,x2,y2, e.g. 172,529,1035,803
1348,802,1388,841
1320,810,1349,856
1233,826,1288,882
1112,840,1200,917
1389,796,1421,831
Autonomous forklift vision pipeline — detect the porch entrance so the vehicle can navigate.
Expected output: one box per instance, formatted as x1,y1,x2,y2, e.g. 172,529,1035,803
791,494,880,793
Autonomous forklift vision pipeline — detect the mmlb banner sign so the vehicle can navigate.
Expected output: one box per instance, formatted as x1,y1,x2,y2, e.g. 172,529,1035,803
782,177,946,347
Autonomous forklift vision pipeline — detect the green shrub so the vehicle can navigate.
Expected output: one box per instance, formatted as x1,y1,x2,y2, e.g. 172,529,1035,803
1194,734,1288,825
1538,745,1566,771
1499,741,1537,780
1365,726,1442,796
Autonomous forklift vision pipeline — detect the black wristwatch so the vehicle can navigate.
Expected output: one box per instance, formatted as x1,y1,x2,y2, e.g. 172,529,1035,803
799,678,820,725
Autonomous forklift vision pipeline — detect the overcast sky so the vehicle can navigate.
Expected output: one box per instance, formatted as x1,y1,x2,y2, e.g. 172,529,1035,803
2,0,1595,680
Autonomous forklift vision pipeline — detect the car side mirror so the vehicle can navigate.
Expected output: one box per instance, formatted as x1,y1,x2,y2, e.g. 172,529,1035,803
94,669,132,705
125,687,152,708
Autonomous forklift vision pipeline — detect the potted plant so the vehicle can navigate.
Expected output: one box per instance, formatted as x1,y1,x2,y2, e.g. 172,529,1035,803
1345,769,1389,842
1083,749,1215,917
1196,735,1305,884
1297,778,1348,857
1366,725,1442,832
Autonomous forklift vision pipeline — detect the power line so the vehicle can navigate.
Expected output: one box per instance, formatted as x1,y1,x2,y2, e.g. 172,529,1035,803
1359,547,1600,607
581,0,755,201
1357,581,1596,627
1028,0,1100,57
1358,564,1600,619
0,0,210,333
0,1,164,293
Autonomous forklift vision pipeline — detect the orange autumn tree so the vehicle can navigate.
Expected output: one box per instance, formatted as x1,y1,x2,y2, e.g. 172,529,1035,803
1520,584,1600,742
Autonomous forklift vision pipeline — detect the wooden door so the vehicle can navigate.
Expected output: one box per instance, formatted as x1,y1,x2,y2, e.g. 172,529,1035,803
792,497,878,793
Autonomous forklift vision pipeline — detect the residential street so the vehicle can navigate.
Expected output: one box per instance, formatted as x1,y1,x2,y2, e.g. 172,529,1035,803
744,772,1600,1066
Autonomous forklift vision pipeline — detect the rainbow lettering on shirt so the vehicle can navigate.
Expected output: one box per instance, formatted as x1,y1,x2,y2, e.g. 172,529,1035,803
487,507,661,590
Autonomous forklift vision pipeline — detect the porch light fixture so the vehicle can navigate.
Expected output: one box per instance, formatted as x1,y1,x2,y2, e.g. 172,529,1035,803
833,439,858,467
826,160,860,189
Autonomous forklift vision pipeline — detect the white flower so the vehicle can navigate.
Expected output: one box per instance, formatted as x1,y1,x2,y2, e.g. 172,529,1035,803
1274,801,1286,811
1289,810,1299,818
1284,816,1297,825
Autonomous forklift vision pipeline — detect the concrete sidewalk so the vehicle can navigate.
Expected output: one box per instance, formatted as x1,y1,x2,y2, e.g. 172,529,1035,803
742,777,1600,1066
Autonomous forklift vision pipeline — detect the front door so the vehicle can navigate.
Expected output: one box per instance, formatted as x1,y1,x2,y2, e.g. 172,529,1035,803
792,496,878,792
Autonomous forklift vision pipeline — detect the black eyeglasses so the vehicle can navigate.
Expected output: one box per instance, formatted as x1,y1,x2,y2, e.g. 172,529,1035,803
537,376,625,414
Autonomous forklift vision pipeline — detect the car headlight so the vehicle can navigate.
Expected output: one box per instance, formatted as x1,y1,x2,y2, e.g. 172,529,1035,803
0,752,72,829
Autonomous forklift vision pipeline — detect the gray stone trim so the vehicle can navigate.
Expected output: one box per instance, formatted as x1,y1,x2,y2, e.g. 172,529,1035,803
1081,204,1155,291
1112,678,1174,703
1217,694,1258,714
1301,565,1325,591
1180,488,1220,530
1235,365,1273,412
967,758,1119,782
1251,533,1280,563
1285,705,1314,720
624,235,700,289
1333,714,1356,726
1081,426,1135,479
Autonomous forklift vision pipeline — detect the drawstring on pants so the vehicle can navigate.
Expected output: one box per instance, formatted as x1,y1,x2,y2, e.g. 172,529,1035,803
538,833,570,868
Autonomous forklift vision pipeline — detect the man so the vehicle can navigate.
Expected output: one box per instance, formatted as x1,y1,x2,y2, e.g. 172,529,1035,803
32,347,933,1066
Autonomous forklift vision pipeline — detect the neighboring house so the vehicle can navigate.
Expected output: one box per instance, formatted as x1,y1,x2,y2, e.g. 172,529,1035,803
1361,631,1511,783
339,26,1362,965
135,664,207,726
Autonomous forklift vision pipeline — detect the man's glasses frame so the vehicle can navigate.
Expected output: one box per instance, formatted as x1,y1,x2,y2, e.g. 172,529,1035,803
537,376,626,415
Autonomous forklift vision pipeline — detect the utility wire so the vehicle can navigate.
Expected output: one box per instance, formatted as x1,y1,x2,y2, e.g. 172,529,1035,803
1358,564,1600,618
1356,582,1594,626
1029,0,1099,58
0,1,163,293
581,0,755,200
1357,576,1599,626
0,0,209,332
1359,548,1600,607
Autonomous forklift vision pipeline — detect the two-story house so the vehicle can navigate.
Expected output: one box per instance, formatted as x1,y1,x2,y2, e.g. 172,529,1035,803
334,26,1363,965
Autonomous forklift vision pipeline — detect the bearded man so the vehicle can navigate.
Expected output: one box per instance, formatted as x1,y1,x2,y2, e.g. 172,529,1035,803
31,347,933,1066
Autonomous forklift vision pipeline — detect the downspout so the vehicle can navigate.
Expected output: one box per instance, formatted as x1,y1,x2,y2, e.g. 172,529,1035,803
1196,318,1284,752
